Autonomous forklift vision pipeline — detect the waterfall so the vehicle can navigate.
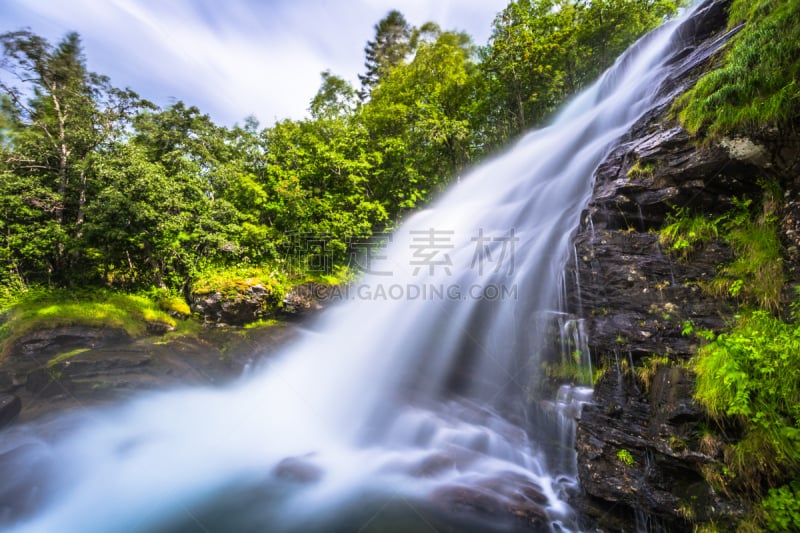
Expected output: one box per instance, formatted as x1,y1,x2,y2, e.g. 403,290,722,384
1,4,710,532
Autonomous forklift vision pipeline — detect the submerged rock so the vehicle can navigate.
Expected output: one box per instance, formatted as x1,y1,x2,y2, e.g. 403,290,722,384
273,456,324,484
429,475,551,532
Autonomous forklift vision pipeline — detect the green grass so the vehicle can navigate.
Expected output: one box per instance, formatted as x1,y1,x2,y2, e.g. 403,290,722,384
675,0,800,137
660,191,785,311
659,207,724,260
705,218,784,311
0,288,177,357
243,318,281,330
626,159,655,179
191,265,295,304
301,264,356,286
635,354,672,392
151,289,191,317
693,310,800,491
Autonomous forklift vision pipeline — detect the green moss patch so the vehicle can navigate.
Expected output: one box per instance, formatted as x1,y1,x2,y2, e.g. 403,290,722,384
0,289,177,357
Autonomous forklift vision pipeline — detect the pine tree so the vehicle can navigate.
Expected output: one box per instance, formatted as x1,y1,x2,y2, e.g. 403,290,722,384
358,10,412,99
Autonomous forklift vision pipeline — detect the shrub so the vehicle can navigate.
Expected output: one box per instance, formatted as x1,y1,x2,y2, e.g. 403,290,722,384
761,480,800,532
693,310,800,487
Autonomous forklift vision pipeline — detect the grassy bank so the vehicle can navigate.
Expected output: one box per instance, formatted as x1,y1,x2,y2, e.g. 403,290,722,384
0,289,183,357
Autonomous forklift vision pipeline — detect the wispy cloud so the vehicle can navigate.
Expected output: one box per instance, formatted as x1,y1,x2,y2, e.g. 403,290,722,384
1,0,506,126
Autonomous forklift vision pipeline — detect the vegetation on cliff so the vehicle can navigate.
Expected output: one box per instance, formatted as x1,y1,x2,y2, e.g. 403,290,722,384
665,0,800,517
676,0,800,137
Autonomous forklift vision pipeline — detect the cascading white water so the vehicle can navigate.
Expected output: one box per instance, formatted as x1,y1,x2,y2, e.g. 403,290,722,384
1,5,707,532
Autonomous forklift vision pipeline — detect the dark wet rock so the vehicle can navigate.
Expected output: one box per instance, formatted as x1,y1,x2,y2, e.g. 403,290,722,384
145,320,175,335
190,284,277,326
430,480,550,531
7,326,130,358
0,394,21,429
573,365,727,527
475,471,550,507
781,189,800,284
190,282,336,325
0,441,55,526
281,282,332,316
408,453,457,478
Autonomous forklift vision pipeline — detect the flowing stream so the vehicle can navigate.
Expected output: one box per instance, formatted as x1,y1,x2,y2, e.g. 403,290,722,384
2,5,708,532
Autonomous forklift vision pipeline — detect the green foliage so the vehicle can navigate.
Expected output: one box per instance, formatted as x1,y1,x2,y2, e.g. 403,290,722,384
709,215,784,311
676,0,800,136
364,30,477,213
693,310,800,488
761,480,800,532
627,159,655,179
0,289,176,356
1,5,687,297
659,207,724,259
479,0,682,141
616,448,636,466
661,192,785,311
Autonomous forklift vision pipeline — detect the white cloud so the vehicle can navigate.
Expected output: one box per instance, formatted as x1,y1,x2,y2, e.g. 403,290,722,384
1,0,507,126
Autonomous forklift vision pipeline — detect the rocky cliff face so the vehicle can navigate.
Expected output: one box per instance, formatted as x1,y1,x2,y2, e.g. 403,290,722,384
565,0,800,529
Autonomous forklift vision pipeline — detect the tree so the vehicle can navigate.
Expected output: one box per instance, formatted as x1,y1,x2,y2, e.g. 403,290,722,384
310,70,359,120
358,10,412,98
576,0,681,84
481,0,580,135
364,31,478,214
478,0,681,141
0,30,147,284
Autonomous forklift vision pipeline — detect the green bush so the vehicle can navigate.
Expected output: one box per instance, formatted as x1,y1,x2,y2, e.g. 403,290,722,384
693,310,800,486
761,480,800,532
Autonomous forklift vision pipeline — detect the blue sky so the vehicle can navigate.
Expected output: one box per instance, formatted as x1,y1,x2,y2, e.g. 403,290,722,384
1,0,508,126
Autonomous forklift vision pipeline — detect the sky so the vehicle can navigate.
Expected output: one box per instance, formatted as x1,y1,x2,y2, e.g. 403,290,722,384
1,0,508,127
